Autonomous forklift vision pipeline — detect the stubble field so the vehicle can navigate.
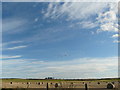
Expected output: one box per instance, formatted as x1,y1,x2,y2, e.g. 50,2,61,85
1,79,120,90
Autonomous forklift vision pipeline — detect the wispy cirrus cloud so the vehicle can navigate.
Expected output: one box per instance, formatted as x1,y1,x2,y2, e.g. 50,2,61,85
6,45,28,50
2,40,28,50
76,21,98,29
45,2,118,32
43,2,118,43
3,41,23,46
2,57,118,79
1,55,22,59
1,41,28,52
3,18,28,34
44,2,107,20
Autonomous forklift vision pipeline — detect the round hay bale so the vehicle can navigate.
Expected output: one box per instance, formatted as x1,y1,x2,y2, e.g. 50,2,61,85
98,82,100,84
10,82,12,84
55,83,58,88
27,82,30,84
38,82,40,85
107,83,115,89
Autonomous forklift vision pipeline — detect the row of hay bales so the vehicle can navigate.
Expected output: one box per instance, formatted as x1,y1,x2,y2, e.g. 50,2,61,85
9,81,116,89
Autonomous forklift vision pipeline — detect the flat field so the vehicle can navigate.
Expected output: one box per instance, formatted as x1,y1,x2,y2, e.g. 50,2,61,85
1,79,120,90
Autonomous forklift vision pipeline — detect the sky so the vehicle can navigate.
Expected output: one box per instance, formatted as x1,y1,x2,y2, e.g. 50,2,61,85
1,2,119,79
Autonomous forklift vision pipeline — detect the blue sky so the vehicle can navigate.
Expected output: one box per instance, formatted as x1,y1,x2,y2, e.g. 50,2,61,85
1,2,119,79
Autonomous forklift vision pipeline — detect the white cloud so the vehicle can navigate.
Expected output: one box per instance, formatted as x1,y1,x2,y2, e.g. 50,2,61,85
112,34,120,38
2,57,118,79
1,55,22,59
6,45,28,50
77,21,98,29
2,41,28,50
3,41,23,46
97,3,118,33
25,2,119,44
44,2,107,20
44,2,118,34
44,2,119,44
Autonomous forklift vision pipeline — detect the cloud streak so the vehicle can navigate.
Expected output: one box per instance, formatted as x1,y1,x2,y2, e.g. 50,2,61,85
3,41,23,46
2,40,28,50
6,45,28,50
1,55,22,59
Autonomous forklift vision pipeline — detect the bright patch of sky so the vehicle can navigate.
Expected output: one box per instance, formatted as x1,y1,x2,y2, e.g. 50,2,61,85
2,2,119,79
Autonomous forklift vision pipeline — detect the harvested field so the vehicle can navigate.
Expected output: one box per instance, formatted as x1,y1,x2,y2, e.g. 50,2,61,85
1,79,120,90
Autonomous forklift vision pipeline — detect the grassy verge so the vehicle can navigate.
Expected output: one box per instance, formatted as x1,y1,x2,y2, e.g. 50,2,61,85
1,78,120,82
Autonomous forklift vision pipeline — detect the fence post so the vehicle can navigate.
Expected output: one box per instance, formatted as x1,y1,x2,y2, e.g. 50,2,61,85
85,83,88,90
46,83,49,90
